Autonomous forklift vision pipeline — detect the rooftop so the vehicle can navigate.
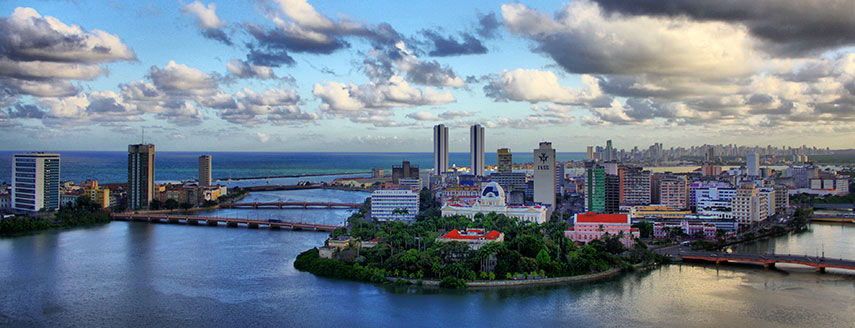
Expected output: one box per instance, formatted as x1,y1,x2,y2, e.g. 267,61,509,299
439,229,502,241
575,212,630,224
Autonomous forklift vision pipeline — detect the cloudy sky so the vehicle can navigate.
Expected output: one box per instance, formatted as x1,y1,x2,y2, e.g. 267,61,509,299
1,0,854,152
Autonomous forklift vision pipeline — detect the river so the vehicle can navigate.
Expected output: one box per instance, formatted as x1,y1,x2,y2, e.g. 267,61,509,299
1,190,853,327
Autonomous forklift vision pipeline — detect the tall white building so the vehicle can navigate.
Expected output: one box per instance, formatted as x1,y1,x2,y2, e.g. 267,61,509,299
533,142,556,209
433,124,448,174
128,144,155,210
470,124,485,176
12,152,61,212
370,189,419,221
732,184,768,227
747,153,759,176
199,155,212,186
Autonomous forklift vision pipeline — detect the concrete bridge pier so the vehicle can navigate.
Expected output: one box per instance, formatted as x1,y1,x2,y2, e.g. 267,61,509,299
816,267,826,273
248,223,259,229
168,218,179,224
227,222,238,228
270,225,281,230
763,263,775,270
188,219,199,225
207,220,219,226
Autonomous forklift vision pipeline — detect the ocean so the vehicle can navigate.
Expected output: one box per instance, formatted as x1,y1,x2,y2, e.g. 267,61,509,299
0,151,587,184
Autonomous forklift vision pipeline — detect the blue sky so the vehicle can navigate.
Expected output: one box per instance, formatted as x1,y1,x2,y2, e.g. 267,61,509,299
1,0,854,152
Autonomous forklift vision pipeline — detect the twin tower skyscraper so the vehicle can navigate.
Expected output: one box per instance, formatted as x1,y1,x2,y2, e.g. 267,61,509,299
433,124,484,176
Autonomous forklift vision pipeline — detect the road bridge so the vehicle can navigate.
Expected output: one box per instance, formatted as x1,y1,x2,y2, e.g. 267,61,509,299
111,213,343,232
679,251,855,272
219,202,362,209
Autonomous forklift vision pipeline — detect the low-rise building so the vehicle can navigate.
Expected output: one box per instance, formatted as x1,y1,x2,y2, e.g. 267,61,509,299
0,193,10,210
441,182,549,224
370,189,419,221
629,205,692,219
437,229,504,250
328,235,358,249
653,220,719,240
564,212,639,248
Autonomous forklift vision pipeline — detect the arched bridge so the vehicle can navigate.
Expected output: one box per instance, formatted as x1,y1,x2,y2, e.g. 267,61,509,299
112,213,343,232
219,202,363,209
680,251,855,273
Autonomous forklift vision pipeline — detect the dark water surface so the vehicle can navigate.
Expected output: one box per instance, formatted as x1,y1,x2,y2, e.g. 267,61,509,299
1,190,853,327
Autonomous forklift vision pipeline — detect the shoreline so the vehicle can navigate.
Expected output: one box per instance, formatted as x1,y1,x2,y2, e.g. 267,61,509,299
386,265,646,288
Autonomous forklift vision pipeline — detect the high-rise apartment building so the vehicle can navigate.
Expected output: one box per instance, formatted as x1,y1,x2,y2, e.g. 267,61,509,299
619,165,651,206
653,174,687,210
128,144,155,210
604,174,620,213
533,142,556,209
470,124,485,176
199,155,212,186
732,184,768,228
585,164,606,213
747,153,759,176
433,124,448,174
12,152,60,212
497,148,512,174
586,146,594,160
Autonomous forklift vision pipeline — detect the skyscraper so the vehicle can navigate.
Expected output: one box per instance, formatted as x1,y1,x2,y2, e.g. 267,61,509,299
497,148,512,174
470,124,485,176
586,146,594,160
533,142,556,209
605,140,614,161
619,165,651,206
199,155,212,186
128,144,155,210
585,163,605,213
12,152,60,212
433,124,448,174
747,153,759,176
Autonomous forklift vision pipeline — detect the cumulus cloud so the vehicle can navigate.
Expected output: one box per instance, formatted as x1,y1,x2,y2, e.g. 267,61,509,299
180,1,231,45
0,7,136,97
485,69,604,105
244,0,402,67
420,30,487,57
314,75,455,126
225,58,275,80
406,110,474,121
364,42,465,87
256,132,270,143
476,12,501,39
220,87,318,126
591,0,855,56
148,60,217,96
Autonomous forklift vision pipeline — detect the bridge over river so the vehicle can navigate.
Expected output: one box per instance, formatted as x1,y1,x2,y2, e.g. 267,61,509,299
219,202,362,209
679,251,855,273
111,213,343,232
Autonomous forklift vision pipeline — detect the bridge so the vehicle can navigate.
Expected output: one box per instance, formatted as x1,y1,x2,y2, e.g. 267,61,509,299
219,202,363,209
679,251,855,272
111,213,343,232
811,203,855,210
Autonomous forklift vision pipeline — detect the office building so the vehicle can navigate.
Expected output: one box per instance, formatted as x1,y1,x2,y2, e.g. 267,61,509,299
619,166,651,206
652,174,687,210
12,152,61,212
758,187,777,216
372,168,384,179
585,164,606,213
199,155,212,187
702,163,722,176
533,142,556,209
564,212,639,248
489,172,527,193
555,162,565,195
693,181,737,219
370,189,419,221
392,161,419,183
128,144,155,210
470,124,485,176
586,146,594,160
433,124,449,174
605,174,620,213
773,185,789,214
732,184,768,227
497,148,512,174
747,153,759,176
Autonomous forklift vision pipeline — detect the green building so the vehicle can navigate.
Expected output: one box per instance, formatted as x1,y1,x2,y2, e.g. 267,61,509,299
585,165,605,213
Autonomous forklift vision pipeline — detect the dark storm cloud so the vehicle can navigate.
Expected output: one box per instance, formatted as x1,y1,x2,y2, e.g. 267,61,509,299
591,0,855,55
420,30,487,57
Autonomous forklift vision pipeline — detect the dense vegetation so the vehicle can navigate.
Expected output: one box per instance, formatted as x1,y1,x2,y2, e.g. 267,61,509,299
1,196,112,235
295,191,663,288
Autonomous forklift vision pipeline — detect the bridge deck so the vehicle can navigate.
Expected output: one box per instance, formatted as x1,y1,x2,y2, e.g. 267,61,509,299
219,202,362,209
111,213,343,232
679,251,855,271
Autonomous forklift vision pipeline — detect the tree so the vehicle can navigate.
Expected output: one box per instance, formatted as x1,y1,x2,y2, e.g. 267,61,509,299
632,221,653,238
164,199,179,210
150,199,162,210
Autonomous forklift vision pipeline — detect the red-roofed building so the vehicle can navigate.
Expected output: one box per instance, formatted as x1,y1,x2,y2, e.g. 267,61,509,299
437,228,505,250
564,212,639,247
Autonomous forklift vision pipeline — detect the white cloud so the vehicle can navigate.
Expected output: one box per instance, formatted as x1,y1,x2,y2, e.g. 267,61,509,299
148,61,217,96
256,132,270,143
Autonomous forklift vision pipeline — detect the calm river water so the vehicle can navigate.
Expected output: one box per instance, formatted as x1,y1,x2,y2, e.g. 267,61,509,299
1,190,853,327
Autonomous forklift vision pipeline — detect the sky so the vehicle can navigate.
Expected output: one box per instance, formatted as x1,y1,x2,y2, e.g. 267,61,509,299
0,0,854,153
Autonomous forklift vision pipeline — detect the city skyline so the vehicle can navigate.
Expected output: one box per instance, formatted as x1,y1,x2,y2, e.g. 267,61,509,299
1,0,854,152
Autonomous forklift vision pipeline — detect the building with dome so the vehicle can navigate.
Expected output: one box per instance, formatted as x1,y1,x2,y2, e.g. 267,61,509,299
440,182,549,224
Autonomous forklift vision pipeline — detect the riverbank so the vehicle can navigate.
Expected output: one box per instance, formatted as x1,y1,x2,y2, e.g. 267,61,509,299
0,209,111,237
387,264,660,288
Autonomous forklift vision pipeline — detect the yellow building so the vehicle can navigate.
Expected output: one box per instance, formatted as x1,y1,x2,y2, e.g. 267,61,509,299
84,187,111,208
629,205,691,219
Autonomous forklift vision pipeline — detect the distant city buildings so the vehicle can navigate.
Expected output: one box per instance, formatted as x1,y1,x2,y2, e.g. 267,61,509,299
392,161,419,184
128,144,155,210
199,155,212,186
370,189,419,221
12,152,60,212
497,148,512,174
433,124,448,174
470,124,485,177
747,153,759,176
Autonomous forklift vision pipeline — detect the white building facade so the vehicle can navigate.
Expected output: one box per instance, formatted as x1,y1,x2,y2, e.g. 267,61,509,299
371,189,419,221
12,152,61,212
441,182,548,224
533,142,556,210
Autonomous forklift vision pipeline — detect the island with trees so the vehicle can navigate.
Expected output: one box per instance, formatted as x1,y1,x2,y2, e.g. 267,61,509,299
295,191,665,289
